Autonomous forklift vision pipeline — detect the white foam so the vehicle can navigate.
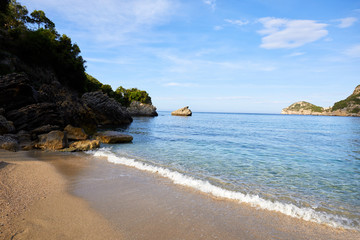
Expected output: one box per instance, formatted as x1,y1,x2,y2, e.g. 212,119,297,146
89,148,358,231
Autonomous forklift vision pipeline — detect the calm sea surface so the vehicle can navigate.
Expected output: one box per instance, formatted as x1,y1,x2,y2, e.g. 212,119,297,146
92,112,360,230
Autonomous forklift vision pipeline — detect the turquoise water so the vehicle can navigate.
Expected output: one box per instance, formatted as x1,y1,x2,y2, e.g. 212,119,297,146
92,112,360,230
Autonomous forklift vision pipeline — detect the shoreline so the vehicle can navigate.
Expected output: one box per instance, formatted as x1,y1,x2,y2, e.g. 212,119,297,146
1,150,359,240
0,150,122,240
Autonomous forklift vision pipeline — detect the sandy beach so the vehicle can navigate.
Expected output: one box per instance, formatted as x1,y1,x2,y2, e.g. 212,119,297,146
1,150,359,240
0,150,122,240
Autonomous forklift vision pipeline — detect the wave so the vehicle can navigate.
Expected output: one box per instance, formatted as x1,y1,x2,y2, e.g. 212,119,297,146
88,148,358,231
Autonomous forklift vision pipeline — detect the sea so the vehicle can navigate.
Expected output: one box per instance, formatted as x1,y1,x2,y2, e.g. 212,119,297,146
89,111,360,231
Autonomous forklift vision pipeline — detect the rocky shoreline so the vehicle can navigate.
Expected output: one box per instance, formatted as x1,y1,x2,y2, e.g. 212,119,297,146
0,73,151,152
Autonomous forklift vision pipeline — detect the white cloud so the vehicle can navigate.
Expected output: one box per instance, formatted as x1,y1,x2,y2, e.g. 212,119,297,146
336,17,357,28
203,0,216,10
258,17,328,49
287,52,305,57
225,19,249,26
344,44,360,58
214,25,223,31
26,0,177,43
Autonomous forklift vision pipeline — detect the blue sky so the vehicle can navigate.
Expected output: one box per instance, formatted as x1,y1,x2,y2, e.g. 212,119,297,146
24,0,360,113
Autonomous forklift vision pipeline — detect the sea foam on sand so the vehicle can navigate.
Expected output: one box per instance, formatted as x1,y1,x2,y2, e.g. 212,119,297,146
90,148,358,231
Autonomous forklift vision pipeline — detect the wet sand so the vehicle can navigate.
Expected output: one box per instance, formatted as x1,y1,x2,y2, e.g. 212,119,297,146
0,150,122,240
1,150,359,240
33,151,360,240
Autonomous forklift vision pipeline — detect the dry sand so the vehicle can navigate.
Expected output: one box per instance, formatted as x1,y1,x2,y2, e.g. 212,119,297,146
0,150,122,240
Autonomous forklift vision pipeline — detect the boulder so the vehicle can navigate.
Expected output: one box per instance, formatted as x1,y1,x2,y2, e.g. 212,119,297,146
95,131,133,144
67,140,100,151
64,124,88,140
35,130,68,150
171,106,192,116
82,91,133,126
127,101,158,117
0,115,15,134
0,135,19,152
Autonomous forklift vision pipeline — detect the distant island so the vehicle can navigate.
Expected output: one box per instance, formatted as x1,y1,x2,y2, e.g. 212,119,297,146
282,85,360,117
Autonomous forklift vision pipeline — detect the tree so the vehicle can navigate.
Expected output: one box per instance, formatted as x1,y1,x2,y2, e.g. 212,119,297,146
2,0,28,29
29,10,55,30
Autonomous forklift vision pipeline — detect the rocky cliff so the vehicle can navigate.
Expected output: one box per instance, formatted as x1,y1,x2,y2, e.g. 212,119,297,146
126,101,158,117
0,73,133,151
281,85,360,117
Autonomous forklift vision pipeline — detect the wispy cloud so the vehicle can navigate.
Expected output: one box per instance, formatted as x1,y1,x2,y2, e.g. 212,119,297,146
27,0,177,43
203,0,216,10
344,44,360,58
336,17,357,28
258,17,328,49
214,25,223,31
287,52,305,57
225,19,249,26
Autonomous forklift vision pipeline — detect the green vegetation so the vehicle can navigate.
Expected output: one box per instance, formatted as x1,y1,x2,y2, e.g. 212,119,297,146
288,101,324,112
0,0,153,106
85,74,152,107
332,89,360,111
350,107,360,114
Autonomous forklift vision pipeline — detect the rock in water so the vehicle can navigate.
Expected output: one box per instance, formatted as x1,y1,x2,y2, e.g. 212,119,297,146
95,131,133,144
64,124,88,140
35,130,68,150
171,106,192,116
0,135,19,152
126,101,158,117
68,140,100,151
82,91,133,125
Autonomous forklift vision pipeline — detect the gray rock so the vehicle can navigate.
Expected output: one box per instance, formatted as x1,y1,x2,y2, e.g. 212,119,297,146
64,124,88,140
82,91,132,125
0,115,15,134
35,130,68,150
127,101,158,117
0,135,19,152
171,106,192,116
95,131,133,144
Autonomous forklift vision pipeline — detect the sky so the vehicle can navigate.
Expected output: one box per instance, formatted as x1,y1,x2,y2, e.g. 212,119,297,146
23,0,360,113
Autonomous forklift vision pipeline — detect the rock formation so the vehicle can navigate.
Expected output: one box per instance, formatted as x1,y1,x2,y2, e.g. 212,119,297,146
35,130,68,150
67,140,100,151
282,85,360,117
126,101,158,117
64,124,88,140
0,73,134,151
82,91,132,125
95,131,133,144
281,101,328,116
171,106,192,116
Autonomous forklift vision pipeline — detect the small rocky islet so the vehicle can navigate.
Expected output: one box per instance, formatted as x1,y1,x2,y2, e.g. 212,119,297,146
281,85,360,117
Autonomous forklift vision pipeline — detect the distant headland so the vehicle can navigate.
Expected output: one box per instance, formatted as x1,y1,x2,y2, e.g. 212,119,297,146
281,85,360,117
